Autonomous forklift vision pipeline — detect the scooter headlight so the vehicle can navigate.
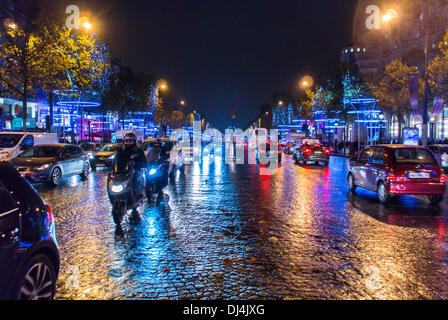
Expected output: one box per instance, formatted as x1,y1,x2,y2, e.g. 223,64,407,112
111,183,124,193
149,168,157,176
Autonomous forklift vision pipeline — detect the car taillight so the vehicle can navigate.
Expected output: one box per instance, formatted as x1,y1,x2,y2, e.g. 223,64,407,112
304,148,311,153
45,204,54,224
441,176,447,183
325,149,330,154
388,175,397,182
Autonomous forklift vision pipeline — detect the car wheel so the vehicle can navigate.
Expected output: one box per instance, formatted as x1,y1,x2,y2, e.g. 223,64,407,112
80,162,90,180
50,167,62,186
378,182,390,204
348,174,357,191
428,195,444,205
14,254,56,300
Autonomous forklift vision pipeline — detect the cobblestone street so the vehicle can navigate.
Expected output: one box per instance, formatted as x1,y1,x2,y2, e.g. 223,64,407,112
34,156,448,300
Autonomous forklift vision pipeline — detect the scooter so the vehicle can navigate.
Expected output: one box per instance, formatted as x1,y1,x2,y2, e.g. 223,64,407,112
145,157,169,203
107,153,146,225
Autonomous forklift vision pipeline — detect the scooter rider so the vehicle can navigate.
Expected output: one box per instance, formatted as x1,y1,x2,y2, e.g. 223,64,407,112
153,138,168,160
122,133,147,170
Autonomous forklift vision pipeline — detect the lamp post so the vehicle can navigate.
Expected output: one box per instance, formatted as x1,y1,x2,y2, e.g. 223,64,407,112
87,113,92,141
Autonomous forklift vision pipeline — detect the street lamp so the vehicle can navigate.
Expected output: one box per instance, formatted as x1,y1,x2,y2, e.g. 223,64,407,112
299,76,314,90
382,9,398,22
180,100,186,106
156,79,168,91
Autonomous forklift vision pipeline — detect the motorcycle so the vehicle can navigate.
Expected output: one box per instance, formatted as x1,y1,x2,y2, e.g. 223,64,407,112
145,157,169,203
107,152,146,225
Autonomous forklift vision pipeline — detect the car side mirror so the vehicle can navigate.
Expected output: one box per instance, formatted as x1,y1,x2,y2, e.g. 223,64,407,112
19,144,28,151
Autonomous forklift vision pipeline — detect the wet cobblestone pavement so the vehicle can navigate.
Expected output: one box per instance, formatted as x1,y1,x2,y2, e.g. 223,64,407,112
35,155,448,300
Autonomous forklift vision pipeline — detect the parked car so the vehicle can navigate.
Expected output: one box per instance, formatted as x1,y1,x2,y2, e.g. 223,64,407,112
90,144,122,171
0,162,59,300
0,132,58,161
348,145,446,205
11,144,90,186
294,140,330,166
428,145,448,168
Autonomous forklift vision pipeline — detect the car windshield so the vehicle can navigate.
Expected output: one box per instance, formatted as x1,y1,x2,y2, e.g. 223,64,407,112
19,146,61,158
393,148,436,165
0,134,23,148
80,143,95,151
100,145,121,152
112,152,132,174
142,141,174,151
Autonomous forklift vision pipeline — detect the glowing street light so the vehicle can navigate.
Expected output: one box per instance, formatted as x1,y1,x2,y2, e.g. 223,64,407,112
83,21,92,30
180,100,186,106
299,75,314,90
156,79,168,91
8,23,17,29
278,100,284,106
382,9,398,22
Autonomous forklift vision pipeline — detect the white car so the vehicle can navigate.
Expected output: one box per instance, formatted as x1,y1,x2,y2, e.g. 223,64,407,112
0,132,58,161
428,145,448,168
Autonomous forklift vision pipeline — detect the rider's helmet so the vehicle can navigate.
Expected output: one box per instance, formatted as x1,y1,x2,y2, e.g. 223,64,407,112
124,132,137,151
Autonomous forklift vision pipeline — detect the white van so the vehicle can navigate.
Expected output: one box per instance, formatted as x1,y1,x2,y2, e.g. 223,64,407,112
0,132,58,161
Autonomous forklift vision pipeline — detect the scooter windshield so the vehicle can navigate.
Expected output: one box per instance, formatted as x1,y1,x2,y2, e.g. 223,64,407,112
112,152,132,175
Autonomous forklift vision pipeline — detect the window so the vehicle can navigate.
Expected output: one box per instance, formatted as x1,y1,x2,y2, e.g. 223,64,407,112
0,134,23,148
359,149,373,163
0,182,16,214
68,146,82,155
393,148,436,165
372,149,386,165
21,135,34,149
20,146,61,158
429,147,440,154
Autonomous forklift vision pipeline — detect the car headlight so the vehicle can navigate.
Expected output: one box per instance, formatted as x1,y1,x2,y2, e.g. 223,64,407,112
89,154,94,159
35,164,50,171
111,183,124,193
0,152,9,160
108,155,116,161
149,168,157,176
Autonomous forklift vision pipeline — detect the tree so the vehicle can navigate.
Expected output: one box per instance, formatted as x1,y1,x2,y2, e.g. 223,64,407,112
36,23,76,132
429,30,448,105
369,59,422,139
0,10,54,131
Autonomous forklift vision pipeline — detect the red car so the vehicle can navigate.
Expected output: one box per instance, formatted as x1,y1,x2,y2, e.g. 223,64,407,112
347,145,446,205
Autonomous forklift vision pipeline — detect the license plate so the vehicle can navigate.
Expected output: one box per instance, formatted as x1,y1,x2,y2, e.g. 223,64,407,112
315,151,322,154
408,172,430,179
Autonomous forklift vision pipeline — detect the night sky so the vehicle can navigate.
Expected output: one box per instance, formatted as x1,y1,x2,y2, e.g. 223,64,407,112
39,0,358,129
